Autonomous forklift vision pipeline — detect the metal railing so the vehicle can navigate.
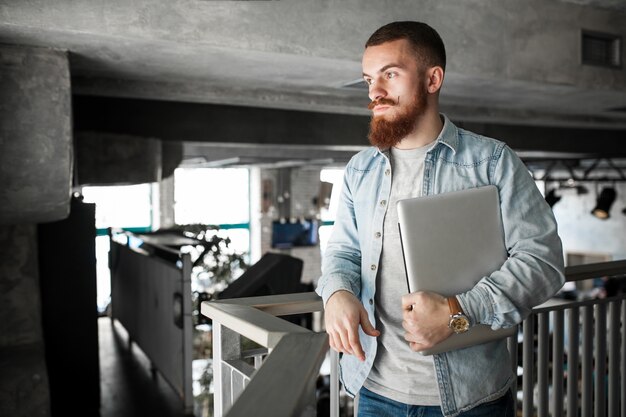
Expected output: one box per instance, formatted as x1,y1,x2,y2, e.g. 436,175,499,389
518,259,626,417
203,259,626,417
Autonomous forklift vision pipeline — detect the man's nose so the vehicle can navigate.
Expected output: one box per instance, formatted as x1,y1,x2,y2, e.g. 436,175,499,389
368,83,387,102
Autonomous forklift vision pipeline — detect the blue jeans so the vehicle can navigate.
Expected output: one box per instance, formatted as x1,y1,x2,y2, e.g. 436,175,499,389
357,387,514,417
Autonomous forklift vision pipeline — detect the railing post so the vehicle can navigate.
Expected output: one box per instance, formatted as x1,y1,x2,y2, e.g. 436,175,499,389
582,306,593,417
213,322,242,417
595,303,607,417
537,313,549,417
552,309,564,417
522,316,534,417
621,301,626,417
330,350,339,417
608,301,620,417
181,253,194,414
567,307,580,417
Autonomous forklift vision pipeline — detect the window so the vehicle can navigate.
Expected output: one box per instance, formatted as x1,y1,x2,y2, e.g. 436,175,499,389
82,184,153,230
174,167,250,254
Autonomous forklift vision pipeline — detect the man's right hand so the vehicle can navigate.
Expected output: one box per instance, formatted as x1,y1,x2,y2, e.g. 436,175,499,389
324,290,380,362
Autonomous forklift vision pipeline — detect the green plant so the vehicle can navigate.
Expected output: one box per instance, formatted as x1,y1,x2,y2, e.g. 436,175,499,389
171,223,248,294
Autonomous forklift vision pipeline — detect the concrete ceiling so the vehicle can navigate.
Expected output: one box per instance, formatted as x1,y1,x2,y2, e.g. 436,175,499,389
559,0,626,13
1,0,626,165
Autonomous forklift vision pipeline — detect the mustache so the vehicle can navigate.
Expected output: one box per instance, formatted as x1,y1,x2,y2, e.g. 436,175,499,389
367,97,398,110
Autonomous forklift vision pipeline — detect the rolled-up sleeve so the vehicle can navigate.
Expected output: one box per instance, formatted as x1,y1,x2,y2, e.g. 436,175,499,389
458,144,565,329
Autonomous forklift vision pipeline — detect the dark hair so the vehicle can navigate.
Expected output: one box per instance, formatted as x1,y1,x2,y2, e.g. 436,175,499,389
365,21,446,70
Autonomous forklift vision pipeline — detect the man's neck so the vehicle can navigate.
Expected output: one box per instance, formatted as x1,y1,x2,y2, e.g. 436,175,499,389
394,110,443,150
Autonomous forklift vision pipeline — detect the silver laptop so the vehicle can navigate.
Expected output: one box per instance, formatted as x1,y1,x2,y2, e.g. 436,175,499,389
397,185,516,355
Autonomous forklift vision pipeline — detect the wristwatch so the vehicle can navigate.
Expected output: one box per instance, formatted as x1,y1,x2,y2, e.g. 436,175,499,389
447,296,470,334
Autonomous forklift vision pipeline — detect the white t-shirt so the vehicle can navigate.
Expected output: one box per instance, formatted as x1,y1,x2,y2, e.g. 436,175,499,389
363,143,440,406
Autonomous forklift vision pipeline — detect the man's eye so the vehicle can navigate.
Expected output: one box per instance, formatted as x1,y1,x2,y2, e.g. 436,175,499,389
386,72,396,79
364,78,373,86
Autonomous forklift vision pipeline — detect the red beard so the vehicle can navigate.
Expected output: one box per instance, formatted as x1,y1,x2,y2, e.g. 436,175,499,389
367,89,427,149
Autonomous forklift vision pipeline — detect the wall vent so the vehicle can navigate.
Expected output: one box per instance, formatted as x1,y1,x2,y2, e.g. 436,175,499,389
582,30,622,68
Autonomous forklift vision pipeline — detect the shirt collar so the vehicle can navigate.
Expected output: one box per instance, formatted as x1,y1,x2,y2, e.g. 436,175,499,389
435,113,459,155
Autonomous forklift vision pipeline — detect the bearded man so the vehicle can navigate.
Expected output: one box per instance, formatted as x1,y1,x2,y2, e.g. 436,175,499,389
316,21,565,417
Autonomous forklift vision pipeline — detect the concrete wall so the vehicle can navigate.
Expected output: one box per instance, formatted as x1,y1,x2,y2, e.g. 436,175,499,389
0,45,72,224
552,182,626,262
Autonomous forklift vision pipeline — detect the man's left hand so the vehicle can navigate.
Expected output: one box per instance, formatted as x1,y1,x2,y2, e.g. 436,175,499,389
401,291,454,352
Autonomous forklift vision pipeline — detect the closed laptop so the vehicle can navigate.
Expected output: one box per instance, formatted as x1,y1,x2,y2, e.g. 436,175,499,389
397,185,516,355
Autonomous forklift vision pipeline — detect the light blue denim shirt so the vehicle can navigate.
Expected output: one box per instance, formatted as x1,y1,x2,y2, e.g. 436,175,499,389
316,114,565,417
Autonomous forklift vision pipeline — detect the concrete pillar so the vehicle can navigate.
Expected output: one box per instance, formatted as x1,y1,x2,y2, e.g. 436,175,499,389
0,45,72,224
0,224,51,416
0,43,73,417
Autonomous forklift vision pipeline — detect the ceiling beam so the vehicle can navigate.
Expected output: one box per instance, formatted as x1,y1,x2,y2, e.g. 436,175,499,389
73,96,626,158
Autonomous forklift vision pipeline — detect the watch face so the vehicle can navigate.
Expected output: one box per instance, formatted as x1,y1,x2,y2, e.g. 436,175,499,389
450,315,470,333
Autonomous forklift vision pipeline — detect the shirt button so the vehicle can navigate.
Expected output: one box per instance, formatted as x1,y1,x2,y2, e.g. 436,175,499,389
380,200,387,207
375,232,381,238
385,169,391,176
370,264,377,271
369,298,374,305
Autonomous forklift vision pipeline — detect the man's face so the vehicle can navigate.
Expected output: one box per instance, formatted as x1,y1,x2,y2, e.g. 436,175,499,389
362,39,428,148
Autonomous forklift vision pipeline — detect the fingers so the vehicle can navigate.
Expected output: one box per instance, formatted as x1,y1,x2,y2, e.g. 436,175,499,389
360,308,381,337
347,326,365,361
402,292,420,311
328,325,361,359
323,292,379,362
404,330,433,352
408,341,426,352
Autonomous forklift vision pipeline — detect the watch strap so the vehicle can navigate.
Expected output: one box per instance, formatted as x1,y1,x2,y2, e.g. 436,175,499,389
447,296,463,315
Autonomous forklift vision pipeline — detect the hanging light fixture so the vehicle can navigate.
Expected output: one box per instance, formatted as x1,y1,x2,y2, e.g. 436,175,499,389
591,187,617,219
545,189,561,208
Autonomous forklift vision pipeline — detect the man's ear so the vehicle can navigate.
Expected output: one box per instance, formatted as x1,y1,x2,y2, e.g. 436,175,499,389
426,66,444,94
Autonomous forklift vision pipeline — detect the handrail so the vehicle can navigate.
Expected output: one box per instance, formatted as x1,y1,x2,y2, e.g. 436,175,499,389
563,259,626,282
202,293,329,417
212,291,323,316
203,259,626,417
203,300,312,349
